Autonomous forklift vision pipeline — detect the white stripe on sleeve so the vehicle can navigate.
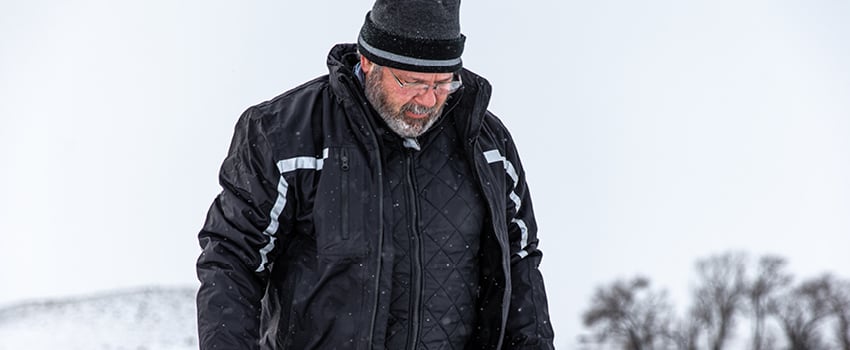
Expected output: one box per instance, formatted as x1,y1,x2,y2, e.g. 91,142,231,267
484,149,530,258
255,149,329,272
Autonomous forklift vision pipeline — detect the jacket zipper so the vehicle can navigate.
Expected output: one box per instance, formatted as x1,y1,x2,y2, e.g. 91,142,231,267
337,75,386,350
372,162,385,350
340,147,350,240
404,150,424,350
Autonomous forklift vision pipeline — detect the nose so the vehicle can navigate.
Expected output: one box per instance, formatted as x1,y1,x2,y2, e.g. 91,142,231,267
412,88,437,107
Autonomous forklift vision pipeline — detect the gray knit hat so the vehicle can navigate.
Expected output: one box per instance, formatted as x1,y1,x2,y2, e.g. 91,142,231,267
358,0,466,73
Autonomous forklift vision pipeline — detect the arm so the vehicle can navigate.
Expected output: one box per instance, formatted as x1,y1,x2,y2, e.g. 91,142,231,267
196,107,289,350
501,135,555,350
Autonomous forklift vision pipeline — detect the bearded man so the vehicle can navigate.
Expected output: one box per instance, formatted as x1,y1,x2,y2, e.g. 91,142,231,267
196,0,554,349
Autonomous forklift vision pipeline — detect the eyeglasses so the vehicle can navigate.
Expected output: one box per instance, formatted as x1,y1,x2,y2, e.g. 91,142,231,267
386,68,462,96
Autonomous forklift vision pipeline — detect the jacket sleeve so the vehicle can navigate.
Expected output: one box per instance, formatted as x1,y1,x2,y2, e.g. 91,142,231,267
500,133,556,350
196,107,289,350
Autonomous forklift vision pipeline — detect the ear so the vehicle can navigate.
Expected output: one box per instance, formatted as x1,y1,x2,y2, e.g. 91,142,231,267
360,55,374,74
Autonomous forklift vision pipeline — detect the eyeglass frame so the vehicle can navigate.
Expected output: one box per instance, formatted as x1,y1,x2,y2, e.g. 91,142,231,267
385,67,463,96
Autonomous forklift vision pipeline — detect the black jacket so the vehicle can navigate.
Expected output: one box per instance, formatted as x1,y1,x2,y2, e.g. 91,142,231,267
196,44,554,350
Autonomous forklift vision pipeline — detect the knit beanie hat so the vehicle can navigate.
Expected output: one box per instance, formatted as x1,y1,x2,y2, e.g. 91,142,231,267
358,0,466,73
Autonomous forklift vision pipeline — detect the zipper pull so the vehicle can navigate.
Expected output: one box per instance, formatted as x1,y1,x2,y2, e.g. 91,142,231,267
341,148,350,171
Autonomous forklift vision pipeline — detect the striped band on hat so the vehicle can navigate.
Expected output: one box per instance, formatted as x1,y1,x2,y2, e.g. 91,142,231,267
357,12,465,73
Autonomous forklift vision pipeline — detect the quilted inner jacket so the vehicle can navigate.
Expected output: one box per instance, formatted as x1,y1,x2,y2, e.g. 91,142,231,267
377,108,486,350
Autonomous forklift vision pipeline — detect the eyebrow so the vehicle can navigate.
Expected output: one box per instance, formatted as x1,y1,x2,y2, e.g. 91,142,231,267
403,74,454,84
435,76,454,83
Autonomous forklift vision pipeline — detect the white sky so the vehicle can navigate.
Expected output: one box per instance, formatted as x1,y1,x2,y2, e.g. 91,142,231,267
2,1,849,348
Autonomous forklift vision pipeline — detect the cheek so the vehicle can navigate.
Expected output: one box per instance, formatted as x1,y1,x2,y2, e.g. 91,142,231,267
385,93,412,111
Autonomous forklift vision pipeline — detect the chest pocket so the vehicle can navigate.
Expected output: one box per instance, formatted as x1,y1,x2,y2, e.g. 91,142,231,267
313,146,371,261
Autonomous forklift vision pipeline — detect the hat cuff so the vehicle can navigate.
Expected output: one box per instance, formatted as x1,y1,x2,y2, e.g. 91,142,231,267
358,12,465,73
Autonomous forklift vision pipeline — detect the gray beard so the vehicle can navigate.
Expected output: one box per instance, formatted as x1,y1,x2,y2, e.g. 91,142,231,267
364,67,444,138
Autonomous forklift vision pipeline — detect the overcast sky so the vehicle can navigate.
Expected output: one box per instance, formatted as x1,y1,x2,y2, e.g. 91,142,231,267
2,1,849,348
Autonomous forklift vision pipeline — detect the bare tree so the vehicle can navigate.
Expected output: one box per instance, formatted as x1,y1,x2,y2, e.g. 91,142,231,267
775,275,833,350
691,252,748,350
825,276,850,350
667,311,701,350
579,252,850,350
747,255,792,350
583,276,673,350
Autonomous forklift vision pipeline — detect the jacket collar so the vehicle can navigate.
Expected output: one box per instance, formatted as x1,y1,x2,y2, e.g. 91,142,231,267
326,44,492,145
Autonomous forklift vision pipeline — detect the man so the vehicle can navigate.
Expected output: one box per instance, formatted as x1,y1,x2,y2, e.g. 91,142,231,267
196,0,554,349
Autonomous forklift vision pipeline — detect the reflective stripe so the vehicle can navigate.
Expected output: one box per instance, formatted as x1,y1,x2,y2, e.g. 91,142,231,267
513,219,530,259
484,149,530,258
256,148,329,272
358,36,463,68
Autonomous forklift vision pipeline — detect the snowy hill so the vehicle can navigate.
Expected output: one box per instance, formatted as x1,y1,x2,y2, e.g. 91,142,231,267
0,287,198,350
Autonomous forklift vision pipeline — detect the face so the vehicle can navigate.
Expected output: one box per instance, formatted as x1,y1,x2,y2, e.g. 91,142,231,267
362,58,454,138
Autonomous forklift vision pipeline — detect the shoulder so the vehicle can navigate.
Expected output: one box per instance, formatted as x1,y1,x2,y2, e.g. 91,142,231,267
481,110,510,138
233,75,334,160
478,110,520,152
249,75,332,123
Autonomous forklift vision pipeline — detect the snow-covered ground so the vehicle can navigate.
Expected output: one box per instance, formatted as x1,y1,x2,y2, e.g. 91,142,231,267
0,287,197,350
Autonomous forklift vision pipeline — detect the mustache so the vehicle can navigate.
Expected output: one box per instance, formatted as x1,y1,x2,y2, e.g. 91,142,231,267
401,102,440,116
